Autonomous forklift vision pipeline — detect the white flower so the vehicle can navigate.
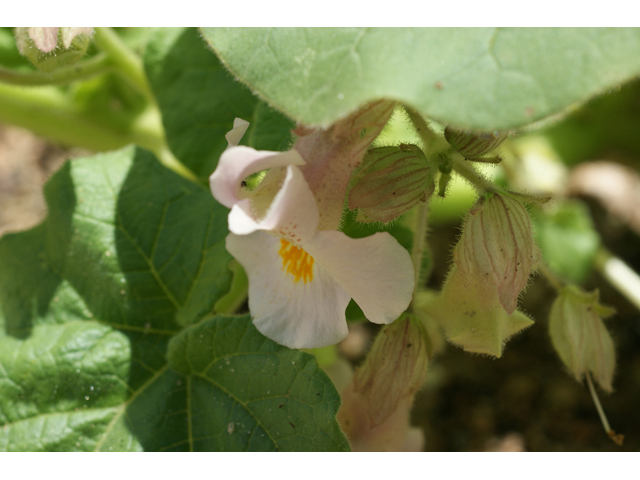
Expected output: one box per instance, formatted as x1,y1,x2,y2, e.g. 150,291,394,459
210,110,414,349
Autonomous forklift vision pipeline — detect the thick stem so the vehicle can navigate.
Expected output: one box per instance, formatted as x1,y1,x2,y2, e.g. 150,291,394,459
0,83,200,184
0,83,158,151
594,247,640,312
93,27,154,101
0,54,114,86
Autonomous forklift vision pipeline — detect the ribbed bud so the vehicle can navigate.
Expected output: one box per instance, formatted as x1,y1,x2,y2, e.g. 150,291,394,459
348,144,434,223
455,192,540,314
444,127,508,159
549,286,616,392
338,314,429,451
15,27,93,73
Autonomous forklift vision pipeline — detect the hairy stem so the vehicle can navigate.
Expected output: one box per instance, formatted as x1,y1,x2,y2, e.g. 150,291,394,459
448,155,496,194
403,104,439,151
0,54,114,86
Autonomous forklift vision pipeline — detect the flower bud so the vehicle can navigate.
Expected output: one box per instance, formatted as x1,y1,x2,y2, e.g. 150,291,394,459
549,285,616,392
15,27,93,73
348,144,434,223
455,192,540,314
444,127,508,159
338,314,429,451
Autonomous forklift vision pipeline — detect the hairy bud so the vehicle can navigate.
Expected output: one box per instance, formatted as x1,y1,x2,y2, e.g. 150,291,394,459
348,144,434,223
338,314,429,451
444,127,508,159
456,192,540,314
15,27,93,72
549,286,616,392
423,192,538,357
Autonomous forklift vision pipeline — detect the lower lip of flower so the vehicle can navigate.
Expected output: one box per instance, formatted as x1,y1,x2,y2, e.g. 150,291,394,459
278,239,314,284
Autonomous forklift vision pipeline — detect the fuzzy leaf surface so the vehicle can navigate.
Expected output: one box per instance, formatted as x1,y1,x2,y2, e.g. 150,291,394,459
202,28,640,131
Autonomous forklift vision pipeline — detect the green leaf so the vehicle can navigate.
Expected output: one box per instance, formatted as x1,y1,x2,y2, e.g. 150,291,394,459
144,27,294,181
167,315,350,451
534,200,600,284
0,147,346,451
202,28,640,131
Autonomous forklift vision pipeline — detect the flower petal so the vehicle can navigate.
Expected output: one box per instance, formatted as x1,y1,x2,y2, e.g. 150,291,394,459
209,146,305,209
225,118,250,147
308,231,414,325
226,232,351,349
28,27,59,53
228,165,320,241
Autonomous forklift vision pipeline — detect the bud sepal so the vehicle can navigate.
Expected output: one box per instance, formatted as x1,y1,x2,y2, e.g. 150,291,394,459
15,27,93,73
444,126,508,162
348,144,434,223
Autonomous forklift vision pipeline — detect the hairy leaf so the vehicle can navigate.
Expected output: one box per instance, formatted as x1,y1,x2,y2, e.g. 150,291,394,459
202,28,640,131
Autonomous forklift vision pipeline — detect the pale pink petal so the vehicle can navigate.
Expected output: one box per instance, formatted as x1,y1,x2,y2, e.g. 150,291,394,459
60,27,93,49
209,146,304,209
307,231,414,325
228,165,319,241
226,232,351,349
225,118,250,147
28,27,59,53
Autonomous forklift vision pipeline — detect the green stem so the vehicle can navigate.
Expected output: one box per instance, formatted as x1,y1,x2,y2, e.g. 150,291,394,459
0,83,160,151
449,154,496,194
93,27,154,101
0,54,114,86
594,247,640,312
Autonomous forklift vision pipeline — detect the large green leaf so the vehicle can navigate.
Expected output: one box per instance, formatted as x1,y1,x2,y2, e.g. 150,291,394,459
202,28,640,131
167,315,349,451
0,147,347,451
144,27,294,181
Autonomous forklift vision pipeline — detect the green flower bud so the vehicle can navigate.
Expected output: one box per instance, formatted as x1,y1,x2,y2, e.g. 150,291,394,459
338,314,429,451
15,27,93,73
549,286,616,392
456,192,540,315
348,144,434,223
444,127,508,159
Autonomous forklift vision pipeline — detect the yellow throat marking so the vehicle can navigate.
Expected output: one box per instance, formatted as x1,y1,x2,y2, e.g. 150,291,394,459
278,239,314,283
